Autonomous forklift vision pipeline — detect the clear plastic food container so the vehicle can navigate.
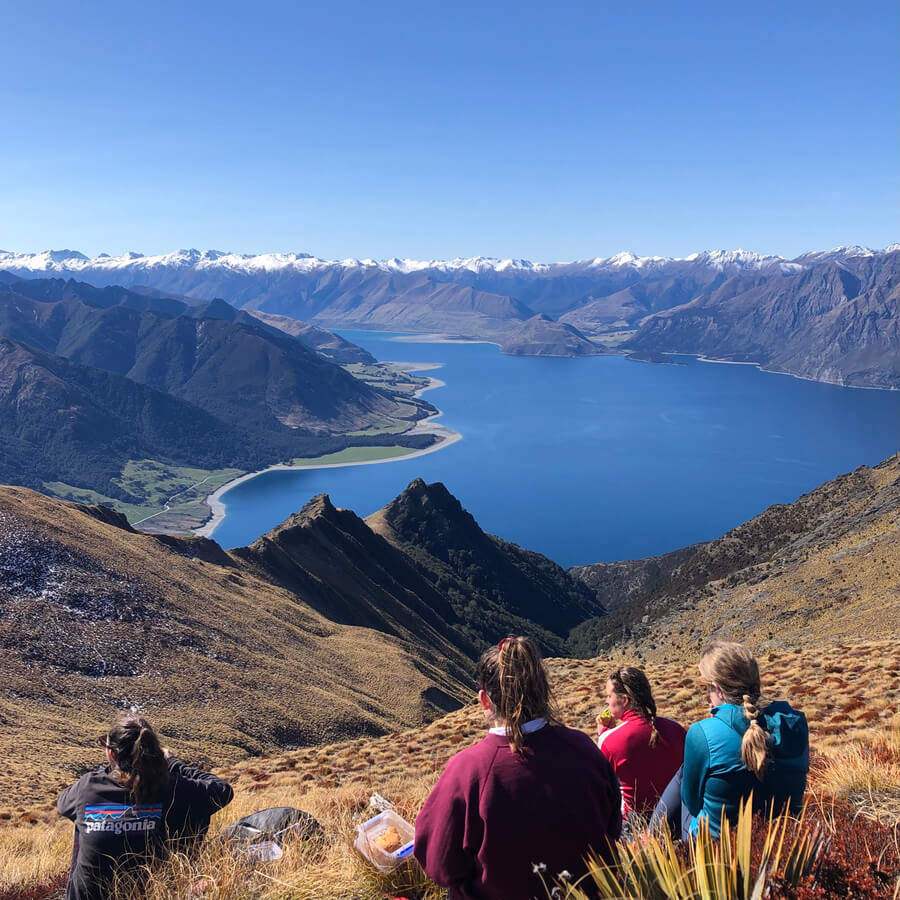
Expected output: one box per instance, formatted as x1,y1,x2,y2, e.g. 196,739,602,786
354,809,416,873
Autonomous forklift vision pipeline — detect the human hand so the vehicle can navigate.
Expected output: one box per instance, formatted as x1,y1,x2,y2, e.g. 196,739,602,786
596,709,615,733
162,746,174,760
190,877,210,896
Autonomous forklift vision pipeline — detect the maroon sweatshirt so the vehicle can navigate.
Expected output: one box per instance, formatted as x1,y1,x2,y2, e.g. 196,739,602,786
414,724,621,900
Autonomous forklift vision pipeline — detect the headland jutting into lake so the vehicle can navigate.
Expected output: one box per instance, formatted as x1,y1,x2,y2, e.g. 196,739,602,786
195,362,462,538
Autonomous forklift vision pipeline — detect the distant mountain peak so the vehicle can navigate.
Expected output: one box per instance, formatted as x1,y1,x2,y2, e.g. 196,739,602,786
792,245,880,264
46,249,89,262
685,248,776,267
197,296,238,318
606,250,640,266
826,245,873,256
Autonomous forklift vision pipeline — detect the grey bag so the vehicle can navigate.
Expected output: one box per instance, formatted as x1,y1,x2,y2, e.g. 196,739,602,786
222,806,323,847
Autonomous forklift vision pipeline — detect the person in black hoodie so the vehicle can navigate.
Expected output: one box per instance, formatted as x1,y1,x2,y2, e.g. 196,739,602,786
58,713,233,900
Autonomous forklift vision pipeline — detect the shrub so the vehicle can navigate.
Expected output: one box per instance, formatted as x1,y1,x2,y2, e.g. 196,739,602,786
550,798,899,900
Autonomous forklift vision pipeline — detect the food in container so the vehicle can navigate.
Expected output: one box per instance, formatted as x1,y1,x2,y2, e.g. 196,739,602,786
354,809,415,873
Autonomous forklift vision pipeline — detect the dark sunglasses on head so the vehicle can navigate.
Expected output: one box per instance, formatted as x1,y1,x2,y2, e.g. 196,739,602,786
96,735,110,749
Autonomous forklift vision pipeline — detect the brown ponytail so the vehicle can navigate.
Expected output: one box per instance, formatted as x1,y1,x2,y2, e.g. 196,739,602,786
607,666,660,747
478,637,559,753
106,713,169,804
698,641,770,780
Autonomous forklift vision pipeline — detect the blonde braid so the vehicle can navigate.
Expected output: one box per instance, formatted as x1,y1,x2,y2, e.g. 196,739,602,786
699,642,772,780
741,692,770,780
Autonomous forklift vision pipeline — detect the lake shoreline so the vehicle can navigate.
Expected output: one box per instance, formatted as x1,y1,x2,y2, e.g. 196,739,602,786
384,329,898,393
388,333,502,348
627,350,898,392
193,370,460,539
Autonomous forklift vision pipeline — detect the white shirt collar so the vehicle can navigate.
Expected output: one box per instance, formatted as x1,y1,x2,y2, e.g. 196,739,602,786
489,717,548,736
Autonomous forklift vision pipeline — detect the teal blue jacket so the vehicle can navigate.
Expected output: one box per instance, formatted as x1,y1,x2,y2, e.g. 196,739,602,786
681,701,808,838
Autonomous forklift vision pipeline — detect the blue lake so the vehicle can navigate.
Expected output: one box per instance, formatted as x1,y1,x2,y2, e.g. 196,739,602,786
209,333,898,567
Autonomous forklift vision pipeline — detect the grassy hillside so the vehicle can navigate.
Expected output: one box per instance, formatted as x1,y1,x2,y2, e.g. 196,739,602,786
3,644,898,899
0,485,476,818
1,457,899,898
0,477,606,820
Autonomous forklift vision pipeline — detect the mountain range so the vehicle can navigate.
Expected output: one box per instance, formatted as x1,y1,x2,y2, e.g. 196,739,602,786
3,244,897,386
0,275,436,509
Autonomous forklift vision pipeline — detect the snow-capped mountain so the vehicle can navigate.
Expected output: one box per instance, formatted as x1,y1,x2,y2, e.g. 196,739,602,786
0,245,830,278
1,243,897,387
0,245,825,325
792,245,900,266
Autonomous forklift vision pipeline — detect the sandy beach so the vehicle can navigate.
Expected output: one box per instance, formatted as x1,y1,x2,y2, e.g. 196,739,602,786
193,369,461,539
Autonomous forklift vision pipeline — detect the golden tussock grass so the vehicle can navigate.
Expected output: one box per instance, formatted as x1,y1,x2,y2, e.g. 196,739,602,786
808,719,900,824
0,778,445,900
2,650,899,899
0,818,70,898
128,781,445,900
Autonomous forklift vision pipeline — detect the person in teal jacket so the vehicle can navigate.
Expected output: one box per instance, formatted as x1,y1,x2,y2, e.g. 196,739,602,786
653,641,808,840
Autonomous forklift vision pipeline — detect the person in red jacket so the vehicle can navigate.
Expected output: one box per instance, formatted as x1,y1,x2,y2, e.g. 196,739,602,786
414,636,621,900
596,666,686,820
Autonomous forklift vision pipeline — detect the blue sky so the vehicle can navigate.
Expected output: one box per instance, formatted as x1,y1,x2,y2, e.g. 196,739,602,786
1,0,896,260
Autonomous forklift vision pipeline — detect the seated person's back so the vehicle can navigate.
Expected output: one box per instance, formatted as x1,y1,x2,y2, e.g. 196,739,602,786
58,713,233,900
681,641,808,838
684,699,808,834
415,637,621,900
597,666,685,816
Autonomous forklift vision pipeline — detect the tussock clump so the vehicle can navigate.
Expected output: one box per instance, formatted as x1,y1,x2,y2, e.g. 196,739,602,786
555,800,899,900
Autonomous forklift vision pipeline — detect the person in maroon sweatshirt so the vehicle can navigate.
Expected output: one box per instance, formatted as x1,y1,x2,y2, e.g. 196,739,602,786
595,666,686,821
414,636,621,900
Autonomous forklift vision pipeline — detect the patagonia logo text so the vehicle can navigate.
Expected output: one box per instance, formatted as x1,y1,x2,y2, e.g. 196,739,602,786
84,804,162,835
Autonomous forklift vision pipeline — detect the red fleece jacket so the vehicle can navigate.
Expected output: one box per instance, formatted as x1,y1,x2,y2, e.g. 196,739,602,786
414,724,621,900
597,710,686,815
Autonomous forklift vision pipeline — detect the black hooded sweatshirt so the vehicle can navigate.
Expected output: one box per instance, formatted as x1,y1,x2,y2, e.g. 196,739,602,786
58,756,233,900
